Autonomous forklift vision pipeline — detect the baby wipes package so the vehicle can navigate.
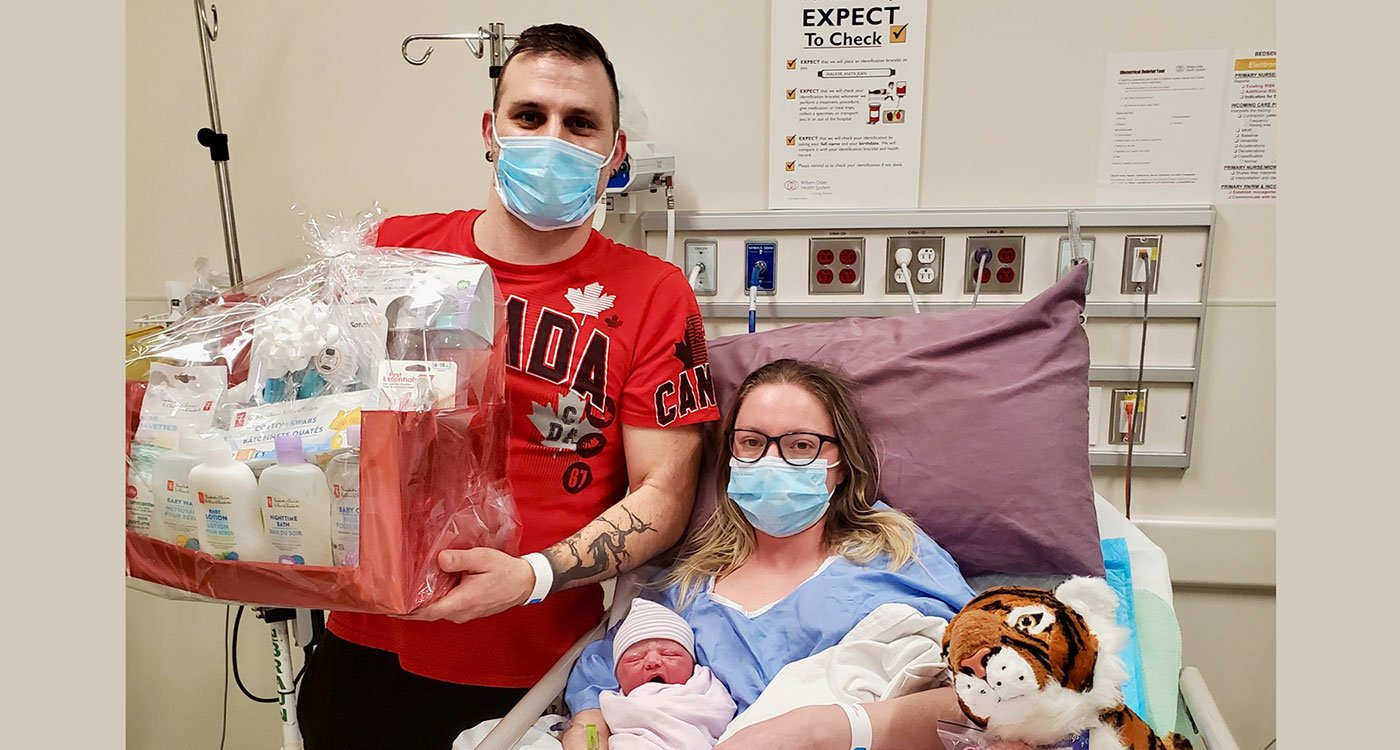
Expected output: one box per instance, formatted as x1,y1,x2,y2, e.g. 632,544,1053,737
228,391,377,470
124,205,519,614
134,363,228,449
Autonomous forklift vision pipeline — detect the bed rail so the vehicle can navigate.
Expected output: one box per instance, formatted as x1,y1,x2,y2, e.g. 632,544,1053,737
471,616,608,750
1179,667,1240,750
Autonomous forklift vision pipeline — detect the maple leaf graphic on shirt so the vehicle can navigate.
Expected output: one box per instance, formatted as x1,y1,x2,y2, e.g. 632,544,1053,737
672,341,694,370
528,390,601,450
564,282,616,318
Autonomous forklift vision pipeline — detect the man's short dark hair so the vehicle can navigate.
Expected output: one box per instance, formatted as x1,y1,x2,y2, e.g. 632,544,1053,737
494,24,620,130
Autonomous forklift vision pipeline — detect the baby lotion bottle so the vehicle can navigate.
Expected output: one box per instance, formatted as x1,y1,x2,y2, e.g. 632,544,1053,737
149,430,206,549
257,434,333,566
326,424,362,567
191,435,276,562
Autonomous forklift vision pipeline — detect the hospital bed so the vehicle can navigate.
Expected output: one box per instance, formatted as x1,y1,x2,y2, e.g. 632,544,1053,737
464,493,1240,750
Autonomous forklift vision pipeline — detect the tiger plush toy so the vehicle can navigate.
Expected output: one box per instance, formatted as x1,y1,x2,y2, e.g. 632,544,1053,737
941,577,1192,750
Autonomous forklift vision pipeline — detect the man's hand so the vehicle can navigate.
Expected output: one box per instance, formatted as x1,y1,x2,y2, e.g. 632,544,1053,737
714,704,847,750
403,547,535,624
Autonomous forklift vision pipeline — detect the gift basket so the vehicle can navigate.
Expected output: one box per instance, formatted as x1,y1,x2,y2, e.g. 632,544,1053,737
125,207,520,614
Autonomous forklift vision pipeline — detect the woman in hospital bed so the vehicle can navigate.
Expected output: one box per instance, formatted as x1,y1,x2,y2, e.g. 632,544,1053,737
563,359,976,750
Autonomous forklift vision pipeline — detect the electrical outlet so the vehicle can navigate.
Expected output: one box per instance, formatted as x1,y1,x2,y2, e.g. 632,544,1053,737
1058,235,1096,293
1109,388,1148,445
684,239,718,296
1120,235,1162,295
886,237,943,294
745,239,776,295
809,237,865,293
964,236,1025,294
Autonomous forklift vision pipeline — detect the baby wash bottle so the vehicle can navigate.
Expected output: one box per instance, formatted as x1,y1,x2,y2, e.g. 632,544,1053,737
325,424,362,566
191,435,276,562
149,430,205,549
257,434,333,566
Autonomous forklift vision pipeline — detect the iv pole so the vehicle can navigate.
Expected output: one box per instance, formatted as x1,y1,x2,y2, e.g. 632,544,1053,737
401,22,519,96
193,0,243,285
190,6,309,749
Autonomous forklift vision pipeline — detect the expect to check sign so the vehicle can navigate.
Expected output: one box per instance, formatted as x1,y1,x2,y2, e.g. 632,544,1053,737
769,1,929,209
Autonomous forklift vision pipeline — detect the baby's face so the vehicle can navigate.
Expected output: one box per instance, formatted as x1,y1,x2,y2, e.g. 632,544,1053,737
614,637,695,695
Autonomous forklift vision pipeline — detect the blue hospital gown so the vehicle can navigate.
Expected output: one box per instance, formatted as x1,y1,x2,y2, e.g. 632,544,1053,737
565,529,974,716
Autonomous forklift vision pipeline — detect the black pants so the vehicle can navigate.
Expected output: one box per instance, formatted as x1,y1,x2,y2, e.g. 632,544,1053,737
296,630,531,750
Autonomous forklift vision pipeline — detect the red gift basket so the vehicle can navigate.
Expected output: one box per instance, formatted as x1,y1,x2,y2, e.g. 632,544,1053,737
124,209,519,614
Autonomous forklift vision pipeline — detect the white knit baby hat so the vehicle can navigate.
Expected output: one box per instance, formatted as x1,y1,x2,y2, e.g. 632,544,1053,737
611,598,696,668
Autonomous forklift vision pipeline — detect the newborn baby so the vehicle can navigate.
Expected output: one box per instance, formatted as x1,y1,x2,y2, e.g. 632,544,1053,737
596,598,737,750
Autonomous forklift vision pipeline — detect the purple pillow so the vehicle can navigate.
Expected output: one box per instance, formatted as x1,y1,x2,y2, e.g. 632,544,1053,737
695,264,1102,578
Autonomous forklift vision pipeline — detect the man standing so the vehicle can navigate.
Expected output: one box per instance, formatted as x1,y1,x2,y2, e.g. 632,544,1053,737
296,24,718,749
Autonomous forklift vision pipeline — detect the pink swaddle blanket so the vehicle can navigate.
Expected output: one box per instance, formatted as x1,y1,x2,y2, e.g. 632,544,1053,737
598,666,737,750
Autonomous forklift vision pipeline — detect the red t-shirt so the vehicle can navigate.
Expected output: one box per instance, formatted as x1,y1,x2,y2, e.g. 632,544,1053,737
329,209,719,686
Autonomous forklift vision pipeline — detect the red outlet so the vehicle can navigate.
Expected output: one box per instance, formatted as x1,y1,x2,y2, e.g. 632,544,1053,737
812,238,866,293
964,236,1024,294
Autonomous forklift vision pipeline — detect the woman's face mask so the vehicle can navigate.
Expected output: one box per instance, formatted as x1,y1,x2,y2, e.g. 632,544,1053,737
491,122,618,232
726,456,840,538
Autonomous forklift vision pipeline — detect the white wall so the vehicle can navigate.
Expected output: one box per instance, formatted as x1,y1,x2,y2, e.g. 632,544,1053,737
126,2,1274,748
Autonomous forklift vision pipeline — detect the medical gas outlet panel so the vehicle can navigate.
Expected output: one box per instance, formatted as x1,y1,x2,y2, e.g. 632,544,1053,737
642,207,1215,470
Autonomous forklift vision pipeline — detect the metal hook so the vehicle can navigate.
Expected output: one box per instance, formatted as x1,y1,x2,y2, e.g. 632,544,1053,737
197,0,218,41
401,32,488,66
485,26,520,58
466,31,487,58
402,37,434,66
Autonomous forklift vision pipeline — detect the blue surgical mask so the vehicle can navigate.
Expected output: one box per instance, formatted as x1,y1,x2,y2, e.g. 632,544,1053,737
492,123,617,232
726,456,839,538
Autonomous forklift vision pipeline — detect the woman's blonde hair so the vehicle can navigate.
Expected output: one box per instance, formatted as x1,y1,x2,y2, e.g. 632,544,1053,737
665,359,922,606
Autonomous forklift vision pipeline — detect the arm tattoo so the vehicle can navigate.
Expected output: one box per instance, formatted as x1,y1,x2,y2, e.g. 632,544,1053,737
547,505,656,591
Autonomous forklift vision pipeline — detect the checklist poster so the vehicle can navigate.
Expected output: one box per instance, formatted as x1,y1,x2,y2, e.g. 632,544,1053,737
769,0,928,208
1216,49,1277,201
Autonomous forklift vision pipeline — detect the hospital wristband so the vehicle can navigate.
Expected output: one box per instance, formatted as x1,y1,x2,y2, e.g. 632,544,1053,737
522,553,554,605
837,702,873,750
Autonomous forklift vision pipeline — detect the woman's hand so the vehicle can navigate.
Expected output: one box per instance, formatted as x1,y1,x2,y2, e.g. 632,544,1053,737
560,709,610,750
714,704,848,750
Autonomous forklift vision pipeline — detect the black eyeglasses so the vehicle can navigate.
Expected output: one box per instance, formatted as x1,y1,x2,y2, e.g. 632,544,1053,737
730,429,840,467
